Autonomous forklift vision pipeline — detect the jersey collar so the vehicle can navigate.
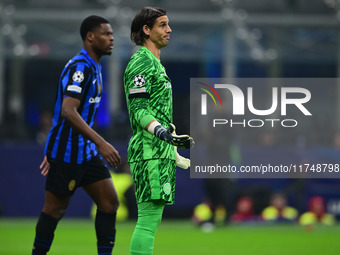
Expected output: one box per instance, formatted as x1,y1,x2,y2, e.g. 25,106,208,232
140,46,161,63
80,48,99,67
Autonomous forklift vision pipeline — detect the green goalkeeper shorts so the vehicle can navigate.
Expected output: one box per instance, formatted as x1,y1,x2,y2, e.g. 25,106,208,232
129,159,176,204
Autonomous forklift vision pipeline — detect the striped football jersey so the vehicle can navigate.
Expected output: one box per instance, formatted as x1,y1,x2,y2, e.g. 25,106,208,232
44,48,103,164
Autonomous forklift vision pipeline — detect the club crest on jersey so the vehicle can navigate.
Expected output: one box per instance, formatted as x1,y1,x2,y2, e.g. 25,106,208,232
163,183,171,195
133,74,145,87
68,180,76,191
98,82,102,94
73,71,84,83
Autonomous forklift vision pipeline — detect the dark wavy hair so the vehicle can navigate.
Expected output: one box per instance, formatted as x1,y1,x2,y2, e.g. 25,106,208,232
130,7,167,46
80,15,109,41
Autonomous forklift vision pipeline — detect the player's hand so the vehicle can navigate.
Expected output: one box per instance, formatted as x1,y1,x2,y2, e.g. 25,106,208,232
153,122,194,149
40,155,50,176
97,141,121,168
170,124,190,169
165,123,195,149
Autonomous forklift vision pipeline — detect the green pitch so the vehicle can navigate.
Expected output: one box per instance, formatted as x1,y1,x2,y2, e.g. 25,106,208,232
1,218,340,255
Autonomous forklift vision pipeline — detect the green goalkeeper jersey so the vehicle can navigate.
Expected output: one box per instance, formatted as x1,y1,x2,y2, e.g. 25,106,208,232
124,46,175,163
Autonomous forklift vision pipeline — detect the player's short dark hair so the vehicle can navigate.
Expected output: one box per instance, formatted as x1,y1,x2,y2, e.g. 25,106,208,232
80,15,110,41
131,7,167,46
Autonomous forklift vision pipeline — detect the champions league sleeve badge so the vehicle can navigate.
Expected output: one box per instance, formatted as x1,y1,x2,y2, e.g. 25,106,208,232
72,71,84,83
133,74,146,87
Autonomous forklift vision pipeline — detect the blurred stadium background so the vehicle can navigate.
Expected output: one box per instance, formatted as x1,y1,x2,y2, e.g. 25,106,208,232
1,0,340,253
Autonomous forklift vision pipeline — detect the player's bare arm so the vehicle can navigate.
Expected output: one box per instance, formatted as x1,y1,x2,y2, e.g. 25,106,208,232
61,96,121,168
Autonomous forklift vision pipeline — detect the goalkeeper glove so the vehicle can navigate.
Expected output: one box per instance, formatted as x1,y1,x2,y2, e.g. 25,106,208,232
148,122,194,149
175,146,190,169
169,124,190,169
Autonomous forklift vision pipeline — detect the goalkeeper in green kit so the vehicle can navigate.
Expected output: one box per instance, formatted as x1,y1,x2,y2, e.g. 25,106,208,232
124,6,194,255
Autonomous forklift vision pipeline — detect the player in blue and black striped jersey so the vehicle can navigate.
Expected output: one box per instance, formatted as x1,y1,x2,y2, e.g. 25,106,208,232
32,15,121,255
